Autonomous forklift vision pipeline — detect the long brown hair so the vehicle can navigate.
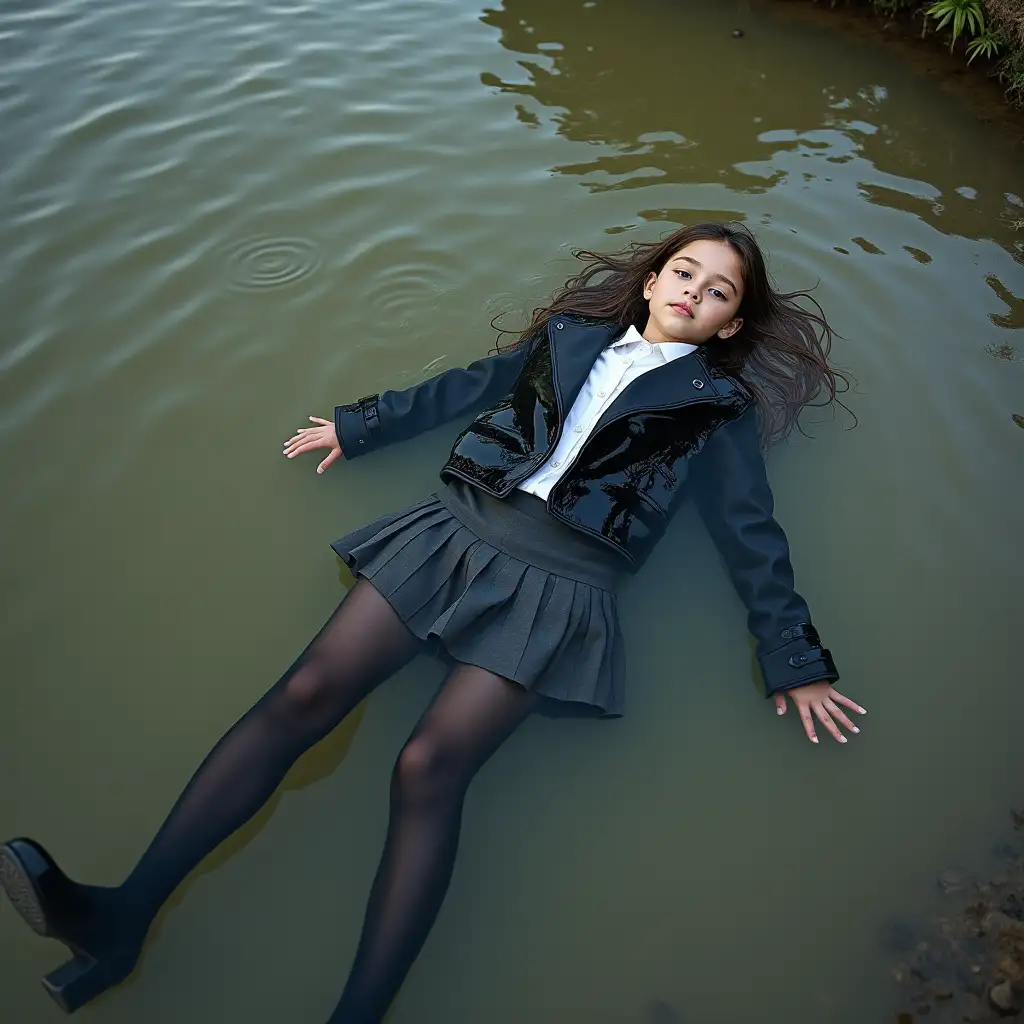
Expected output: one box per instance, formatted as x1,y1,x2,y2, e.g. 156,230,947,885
498,222,850,444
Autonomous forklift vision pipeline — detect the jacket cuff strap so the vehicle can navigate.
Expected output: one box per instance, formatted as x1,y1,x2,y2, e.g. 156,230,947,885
758,623,839,696
334,394,381,458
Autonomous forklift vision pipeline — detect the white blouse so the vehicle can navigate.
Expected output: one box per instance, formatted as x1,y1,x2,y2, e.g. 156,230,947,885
517,324,697,500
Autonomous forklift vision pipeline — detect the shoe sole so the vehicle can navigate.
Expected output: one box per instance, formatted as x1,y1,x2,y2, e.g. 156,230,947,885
0,843,52,938
0,842,137,1014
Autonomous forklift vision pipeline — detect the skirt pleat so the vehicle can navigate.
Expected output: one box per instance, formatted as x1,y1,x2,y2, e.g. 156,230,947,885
331,480,628,716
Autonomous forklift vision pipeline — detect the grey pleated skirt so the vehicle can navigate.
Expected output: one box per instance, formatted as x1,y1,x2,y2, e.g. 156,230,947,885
331,479,628,716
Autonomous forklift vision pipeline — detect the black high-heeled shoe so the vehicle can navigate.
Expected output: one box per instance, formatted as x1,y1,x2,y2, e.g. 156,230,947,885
0,838,140,1014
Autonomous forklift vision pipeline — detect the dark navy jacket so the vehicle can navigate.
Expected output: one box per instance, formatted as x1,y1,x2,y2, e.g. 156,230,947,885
335,316,838,696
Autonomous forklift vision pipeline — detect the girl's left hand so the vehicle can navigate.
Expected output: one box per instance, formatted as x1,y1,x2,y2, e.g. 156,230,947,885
773,682,866,746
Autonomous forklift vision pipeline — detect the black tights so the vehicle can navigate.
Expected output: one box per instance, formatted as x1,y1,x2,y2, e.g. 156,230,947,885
89,580,538,1023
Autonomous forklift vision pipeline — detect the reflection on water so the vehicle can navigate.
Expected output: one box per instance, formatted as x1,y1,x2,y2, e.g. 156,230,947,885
0,0,1022,1022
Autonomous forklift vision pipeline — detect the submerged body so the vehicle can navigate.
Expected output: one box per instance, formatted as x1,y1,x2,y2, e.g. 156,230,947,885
0,224,864,1023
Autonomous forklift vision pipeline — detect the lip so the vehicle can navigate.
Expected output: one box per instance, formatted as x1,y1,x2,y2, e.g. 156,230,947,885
671,302,694,319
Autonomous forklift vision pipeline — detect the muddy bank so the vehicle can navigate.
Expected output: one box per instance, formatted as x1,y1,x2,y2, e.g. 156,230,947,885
887,809,1024,1022
767,0,1024,141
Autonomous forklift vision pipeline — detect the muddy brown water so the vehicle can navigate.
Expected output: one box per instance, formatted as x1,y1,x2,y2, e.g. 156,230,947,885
1,0,1022,1021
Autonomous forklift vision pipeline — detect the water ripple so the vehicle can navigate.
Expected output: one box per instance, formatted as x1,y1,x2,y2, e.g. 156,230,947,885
223,236,322,291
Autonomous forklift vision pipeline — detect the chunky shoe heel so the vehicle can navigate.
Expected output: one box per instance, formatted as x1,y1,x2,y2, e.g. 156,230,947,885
42,951,136,1014
0,837,140,1014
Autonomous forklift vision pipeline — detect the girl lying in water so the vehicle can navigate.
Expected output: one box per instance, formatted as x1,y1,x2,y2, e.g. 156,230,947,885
1,221,864,1022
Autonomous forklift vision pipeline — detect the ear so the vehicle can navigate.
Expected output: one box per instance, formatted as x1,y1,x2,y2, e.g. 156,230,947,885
717,317,743,340
642,271,658,301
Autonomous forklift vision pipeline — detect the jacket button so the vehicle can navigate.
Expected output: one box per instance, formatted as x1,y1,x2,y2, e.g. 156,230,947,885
693,379,704,389
555,322,564,329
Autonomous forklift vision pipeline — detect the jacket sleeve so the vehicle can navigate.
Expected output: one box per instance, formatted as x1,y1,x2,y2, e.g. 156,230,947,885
335,339,536,459
688,406,839,697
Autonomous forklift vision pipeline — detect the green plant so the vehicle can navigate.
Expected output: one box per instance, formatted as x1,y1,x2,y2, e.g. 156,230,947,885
925,0,986,50
966,27,1004,63
996,46,1024,101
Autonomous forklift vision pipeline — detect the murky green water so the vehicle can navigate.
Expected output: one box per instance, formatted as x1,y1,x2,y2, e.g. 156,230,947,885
2,0,1023,1021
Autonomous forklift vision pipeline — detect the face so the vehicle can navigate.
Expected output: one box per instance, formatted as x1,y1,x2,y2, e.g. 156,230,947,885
641,238,745,344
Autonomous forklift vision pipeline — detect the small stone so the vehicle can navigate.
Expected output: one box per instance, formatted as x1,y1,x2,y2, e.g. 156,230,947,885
992,874,1009,888
896,1012,914,1024
732,28,745,38
989,979,1018,1013
939,869,965,894
931,984,954,1000
1013,414,1024,429
1012,807,1024,828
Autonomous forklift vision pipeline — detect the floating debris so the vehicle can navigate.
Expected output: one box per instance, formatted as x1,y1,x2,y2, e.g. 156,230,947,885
985,342,1018,362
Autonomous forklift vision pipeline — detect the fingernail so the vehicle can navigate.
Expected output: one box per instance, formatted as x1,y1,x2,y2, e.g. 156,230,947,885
852,726,860,734
811,737,818,744
839,736,847,744
776,707,784,715
317,467,323,474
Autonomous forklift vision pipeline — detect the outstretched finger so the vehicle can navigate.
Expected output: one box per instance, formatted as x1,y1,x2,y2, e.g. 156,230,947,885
798,704,818,744
316,449,341,474
283,438,315,456
309,416,332,426
824,698,859,735
830,690,867,716
813,703,847,745
285,438,327,458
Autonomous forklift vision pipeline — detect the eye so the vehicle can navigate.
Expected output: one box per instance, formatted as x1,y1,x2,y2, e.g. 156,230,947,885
674,269,691,280
709,288,726,301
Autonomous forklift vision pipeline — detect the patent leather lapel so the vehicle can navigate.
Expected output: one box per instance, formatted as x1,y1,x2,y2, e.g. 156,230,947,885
546,317,621,418
592,347,724,433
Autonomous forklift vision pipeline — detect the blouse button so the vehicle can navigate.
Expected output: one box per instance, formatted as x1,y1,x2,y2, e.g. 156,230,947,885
555,322,563,329
693,379,704,389
574,425,583,433
597,390,606,398
551,460,561,467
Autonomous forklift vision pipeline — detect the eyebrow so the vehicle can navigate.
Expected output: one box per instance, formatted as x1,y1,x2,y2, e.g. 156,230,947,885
672,255,738,296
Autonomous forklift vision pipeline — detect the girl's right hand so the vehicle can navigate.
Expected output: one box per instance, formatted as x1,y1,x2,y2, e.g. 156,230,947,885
283,416,344,474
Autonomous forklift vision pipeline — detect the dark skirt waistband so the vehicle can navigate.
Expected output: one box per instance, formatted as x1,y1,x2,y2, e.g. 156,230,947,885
436,479,626,592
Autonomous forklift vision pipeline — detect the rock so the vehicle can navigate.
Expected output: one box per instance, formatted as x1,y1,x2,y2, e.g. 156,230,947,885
930,983,954,1000
1012,807,1024,828
989,979,1019,1013
939,869,966,894
732,28,745,38
1013,414,1024,429
983,911,1024,940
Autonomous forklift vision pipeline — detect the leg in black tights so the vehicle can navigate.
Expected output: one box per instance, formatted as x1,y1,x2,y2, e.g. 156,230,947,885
327,663,538,1024
60,579,423,955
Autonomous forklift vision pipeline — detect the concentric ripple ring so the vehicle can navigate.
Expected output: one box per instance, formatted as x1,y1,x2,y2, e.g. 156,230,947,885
225,236,322,291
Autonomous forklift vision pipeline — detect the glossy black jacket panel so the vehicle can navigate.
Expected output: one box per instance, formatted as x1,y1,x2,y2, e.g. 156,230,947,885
334,316,838,694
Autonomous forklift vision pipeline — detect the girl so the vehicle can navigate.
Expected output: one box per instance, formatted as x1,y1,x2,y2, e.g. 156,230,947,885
0,222,865,1022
